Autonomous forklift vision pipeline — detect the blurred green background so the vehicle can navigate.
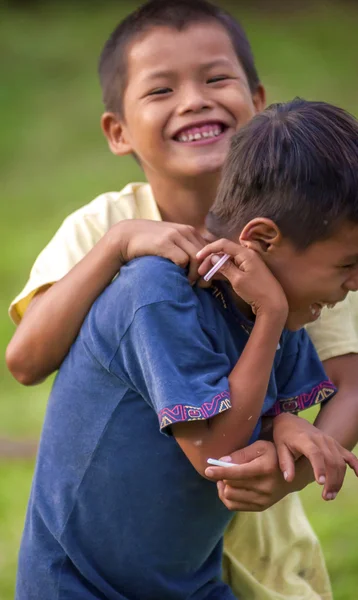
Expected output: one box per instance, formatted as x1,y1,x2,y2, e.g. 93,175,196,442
1,1,358,598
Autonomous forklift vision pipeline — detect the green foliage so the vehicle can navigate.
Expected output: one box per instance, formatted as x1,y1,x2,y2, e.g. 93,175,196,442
0,2,357,599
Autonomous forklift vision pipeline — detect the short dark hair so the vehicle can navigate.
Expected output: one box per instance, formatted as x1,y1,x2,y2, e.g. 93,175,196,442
98,0,260,115
207,99,358,248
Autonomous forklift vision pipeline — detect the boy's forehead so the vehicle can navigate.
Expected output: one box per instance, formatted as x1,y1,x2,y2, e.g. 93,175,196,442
126,22,245,83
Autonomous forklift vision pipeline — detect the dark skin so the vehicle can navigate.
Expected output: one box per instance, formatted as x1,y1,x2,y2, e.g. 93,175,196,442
205,353,358,510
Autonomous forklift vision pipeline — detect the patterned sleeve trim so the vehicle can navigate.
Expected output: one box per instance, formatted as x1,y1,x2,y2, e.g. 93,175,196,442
264,380,337,417
158,391,231,431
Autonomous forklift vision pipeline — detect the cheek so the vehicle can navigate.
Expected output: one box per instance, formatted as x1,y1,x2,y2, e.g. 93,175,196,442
275,270,312,309
225,88,256,125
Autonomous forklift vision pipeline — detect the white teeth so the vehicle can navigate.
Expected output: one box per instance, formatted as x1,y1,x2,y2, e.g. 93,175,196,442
310,305,321,316
176,125,223,142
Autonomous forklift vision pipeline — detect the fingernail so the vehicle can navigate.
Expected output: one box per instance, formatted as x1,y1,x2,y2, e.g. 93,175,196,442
331,492,337,500
283,471,288,481
196,250,202,257
211,254,221,265
220,456,232,462
205,468,214,477
318,475,326,484
325,492,333,500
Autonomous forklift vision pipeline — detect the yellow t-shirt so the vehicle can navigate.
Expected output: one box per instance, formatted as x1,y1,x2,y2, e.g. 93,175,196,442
9,182,335,599
10,183,161,324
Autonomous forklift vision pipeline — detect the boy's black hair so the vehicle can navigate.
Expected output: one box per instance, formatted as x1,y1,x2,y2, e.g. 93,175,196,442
99,0,260,115
207,99,358,248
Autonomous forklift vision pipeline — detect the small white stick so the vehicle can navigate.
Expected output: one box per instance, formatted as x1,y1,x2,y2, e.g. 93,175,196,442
207,458,236,468
203,253,230,282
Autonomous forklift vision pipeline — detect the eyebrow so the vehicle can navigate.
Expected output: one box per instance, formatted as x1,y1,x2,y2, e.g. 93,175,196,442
142,59,236,82
339,254,358,264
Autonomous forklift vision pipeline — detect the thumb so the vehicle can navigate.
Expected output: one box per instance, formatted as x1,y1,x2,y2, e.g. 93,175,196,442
276,443,296,482
228,443,267,466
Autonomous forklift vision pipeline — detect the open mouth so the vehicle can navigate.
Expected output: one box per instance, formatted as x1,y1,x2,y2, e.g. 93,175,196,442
309,302,336,319
173,121,228,143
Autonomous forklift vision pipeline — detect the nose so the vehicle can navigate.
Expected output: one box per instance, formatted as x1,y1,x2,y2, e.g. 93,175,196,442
343,270,358,292
177,84,212,115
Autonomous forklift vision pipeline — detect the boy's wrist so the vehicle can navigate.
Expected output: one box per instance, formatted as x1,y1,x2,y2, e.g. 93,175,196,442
255,309,286,337
102,221,130,267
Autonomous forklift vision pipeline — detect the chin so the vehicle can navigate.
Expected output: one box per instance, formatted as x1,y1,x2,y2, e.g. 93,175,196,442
187,153,227,174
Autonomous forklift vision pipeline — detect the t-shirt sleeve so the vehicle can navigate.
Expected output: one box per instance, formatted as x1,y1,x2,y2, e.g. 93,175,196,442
305,293,358,362
109,298,232,434
264,328,337,417
8,197,125,324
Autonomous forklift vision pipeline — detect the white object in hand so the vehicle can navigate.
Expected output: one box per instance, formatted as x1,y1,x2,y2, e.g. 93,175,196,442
207,458,236,468
203,253,230,282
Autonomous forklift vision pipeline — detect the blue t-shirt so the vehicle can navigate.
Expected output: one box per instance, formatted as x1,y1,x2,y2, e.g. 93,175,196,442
16,257,335,600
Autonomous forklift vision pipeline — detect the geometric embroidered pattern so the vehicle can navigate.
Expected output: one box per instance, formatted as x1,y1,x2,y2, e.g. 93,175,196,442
264,380,337,417
159,391,231,430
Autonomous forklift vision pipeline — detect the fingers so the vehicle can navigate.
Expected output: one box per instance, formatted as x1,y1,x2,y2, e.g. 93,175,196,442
229,440,273,465
205,442,276,481
205,455,275,483
196,239,243,265
276,443,296,482
216,481,273,512
320,445,358,500
342,448,358,477
297,438,345,500
165,229,204,283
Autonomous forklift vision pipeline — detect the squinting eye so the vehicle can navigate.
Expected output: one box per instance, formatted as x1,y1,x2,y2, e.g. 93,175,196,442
148,87,172,96
207,75,230,83
340,263,357,270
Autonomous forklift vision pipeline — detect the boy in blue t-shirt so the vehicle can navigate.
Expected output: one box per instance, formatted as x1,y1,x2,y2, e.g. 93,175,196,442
16,99,358,599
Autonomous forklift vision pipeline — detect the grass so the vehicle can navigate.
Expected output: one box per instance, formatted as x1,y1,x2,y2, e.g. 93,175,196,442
1,2,358,598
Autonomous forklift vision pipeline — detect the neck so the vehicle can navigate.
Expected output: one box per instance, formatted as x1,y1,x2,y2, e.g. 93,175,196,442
148,171,221,231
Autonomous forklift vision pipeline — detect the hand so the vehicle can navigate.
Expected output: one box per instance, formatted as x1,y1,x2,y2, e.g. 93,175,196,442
204,441,294,512
196,239,288,320
273,412,358,500
111,219,207,284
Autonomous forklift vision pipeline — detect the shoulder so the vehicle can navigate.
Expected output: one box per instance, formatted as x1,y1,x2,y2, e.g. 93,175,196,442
280,327,312,357
110,256,193,309
84,257,198,367
60,182,153,232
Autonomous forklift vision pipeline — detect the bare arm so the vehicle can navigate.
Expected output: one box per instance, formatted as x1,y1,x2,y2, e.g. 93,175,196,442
173,313,285,476
314,353,358,450
288,353,358,489
6,221,205,385
173,242,288,477
6,231,124,385
204,353,358,512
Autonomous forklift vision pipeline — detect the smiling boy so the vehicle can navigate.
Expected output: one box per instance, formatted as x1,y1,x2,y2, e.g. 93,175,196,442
8,2,358,599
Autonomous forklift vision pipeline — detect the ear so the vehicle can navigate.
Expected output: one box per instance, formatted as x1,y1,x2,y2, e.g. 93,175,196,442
252,84,266,114
239,218,282,255
101,112,133,156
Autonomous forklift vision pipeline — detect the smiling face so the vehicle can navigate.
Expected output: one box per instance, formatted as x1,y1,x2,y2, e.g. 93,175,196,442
264,222,358,330
103,21,264,184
